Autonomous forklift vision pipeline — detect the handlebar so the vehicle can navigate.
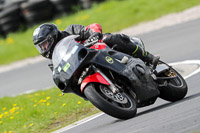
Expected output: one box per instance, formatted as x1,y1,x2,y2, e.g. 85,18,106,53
83,39,99,47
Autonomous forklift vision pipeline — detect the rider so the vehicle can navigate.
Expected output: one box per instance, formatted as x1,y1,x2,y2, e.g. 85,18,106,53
33,23,159,68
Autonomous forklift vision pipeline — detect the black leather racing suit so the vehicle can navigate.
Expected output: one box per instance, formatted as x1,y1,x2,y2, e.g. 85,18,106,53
58,23,102,41
58,23,155,64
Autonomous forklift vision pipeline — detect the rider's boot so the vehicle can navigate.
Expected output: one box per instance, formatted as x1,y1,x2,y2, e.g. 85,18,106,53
143,52,160,69
131,46,160,69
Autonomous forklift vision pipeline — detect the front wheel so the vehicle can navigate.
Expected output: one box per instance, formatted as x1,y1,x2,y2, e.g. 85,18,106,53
84,83,137,119
159,67,188,102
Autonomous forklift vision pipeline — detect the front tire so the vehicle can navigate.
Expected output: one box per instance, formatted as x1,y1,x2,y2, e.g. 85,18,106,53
84,83,137,119
159,68,188,102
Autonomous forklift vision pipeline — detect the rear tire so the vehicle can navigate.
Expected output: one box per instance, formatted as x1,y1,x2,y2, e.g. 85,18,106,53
159,68,188,102
84,83,137,119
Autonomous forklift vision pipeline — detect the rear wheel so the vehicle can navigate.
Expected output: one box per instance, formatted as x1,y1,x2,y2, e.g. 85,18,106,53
84,83,137,119
159,68,188,102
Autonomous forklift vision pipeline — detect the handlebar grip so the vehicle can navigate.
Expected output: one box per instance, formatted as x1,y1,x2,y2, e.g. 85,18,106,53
84,39,99,47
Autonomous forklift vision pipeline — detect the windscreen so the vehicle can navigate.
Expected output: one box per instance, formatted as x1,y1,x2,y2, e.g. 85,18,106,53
52,35,80,68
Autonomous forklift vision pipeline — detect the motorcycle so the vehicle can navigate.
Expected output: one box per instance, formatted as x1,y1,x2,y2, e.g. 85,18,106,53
52,35,188,119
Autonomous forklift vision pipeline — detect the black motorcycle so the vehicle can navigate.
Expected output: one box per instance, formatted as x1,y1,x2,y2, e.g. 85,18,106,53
52,35,188,119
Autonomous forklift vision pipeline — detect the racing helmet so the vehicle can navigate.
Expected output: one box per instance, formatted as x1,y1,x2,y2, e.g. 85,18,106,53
33,23,60,59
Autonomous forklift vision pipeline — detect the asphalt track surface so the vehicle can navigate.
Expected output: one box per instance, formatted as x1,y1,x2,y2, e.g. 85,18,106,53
0,18,200,133
0,60,54,97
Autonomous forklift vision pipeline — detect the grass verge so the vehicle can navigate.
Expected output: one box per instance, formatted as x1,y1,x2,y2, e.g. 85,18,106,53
0,0,200,65
0,88,100,133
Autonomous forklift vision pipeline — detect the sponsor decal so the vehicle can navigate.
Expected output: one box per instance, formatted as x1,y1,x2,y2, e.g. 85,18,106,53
71,45,79,54
105,56,114,64
58,66,62,72
63,62,70,72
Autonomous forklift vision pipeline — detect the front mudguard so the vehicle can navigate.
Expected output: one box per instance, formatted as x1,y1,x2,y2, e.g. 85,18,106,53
80,72,110,92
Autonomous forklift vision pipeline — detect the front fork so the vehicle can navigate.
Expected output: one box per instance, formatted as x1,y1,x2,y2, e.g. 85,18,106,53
92,66,120,94
80,65,119,94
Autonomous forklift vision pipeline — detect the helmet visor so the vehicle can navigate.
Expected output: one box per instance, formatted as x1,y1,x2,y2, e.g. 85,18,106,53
35,35,54,54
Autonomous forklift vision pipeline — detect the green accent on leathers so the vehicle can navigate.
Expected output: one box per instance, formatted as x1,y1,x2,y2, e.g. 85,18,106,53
132,45,138,55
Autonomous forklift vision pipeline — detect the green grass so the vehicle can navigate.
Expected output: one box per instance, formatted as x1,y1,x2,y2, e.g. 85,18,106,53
0,88,99,133
0,0,200,65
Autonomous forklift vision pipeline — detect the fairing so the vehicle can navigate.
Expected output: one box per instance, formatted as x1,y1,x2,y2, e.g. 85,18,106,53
52,35,126,92
52,36,121,91
52,35,89,93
